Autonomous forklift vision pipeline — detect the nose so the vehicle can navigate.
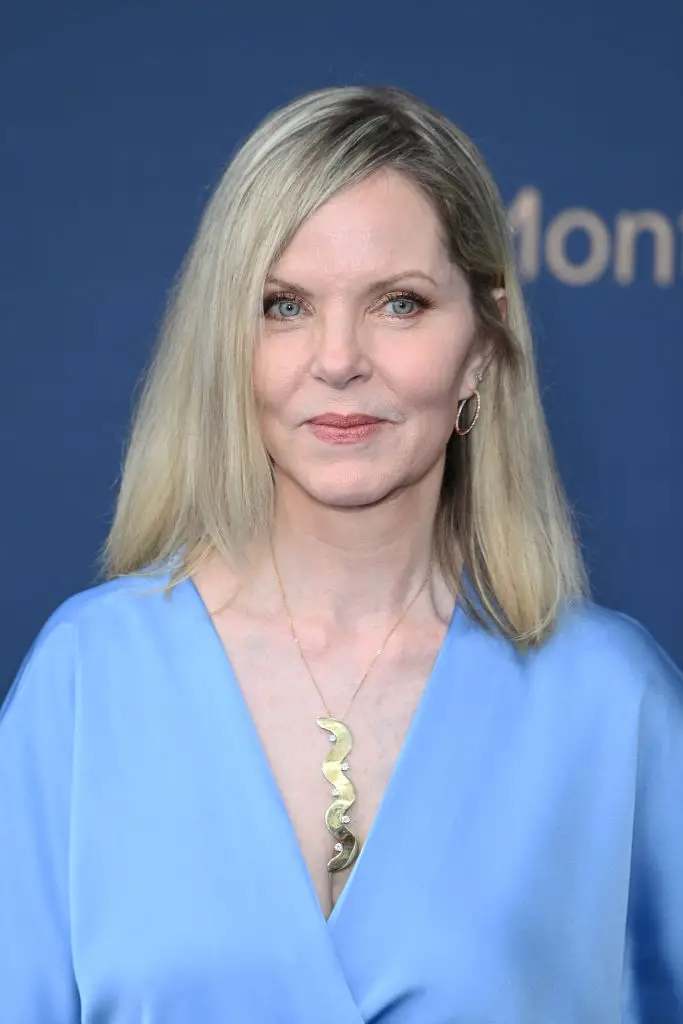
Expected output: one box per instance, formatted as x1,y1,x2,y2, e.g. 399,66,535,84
309,316,372,389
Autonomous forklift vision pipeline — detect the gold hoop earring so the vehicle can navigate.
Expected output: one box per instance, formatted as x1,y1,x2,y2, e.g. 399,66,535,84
454,388,481,436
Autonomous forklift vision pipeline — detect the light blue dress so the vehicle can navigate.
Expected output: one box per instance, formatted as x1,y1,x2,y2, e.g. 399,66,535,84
1,568,682,1023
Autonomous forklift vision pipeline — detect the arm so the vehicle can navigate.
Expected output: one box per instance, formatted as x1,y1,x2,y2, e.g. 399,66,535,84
621,614,683,1021
0,617,80,1022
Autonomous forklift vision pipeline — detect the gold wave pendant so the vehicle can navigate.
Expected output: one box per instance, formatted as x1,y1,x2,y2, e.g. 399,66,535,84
317,716,361,873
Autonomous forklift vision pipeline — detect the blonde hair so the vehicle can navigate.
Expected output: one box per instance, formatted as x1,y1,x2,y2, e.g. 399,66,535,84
101,84,590,647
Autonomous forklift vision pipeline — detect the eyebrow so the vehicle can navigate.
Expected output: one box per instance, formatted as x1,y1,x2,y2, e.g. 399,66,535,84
264,270,440,298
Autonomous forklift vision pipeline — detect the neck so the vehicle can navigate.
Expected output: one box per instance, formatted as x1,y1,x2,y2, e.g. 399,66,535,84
264,469,456,630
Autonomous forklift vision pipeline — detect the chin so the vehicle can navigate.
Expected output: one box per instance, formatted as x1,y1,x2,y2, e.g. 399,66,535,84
303,470,398,509
315,491,387,509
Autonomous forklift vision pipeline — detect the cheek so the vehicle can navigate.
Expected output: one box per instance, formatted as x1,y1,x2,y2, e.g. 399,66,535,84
252,347,297,414
391,347,463,412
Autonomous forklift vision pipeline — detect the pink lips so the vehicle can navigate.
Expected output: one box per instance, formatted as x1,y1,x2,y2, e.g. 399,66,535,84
307,413,385,445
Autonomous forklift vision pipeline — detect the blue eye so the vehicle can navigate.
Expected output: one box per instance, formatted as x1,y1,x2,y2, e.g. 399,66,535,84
383,290,432,317
386,296,417,316
263,289,432,321
265,296,301,319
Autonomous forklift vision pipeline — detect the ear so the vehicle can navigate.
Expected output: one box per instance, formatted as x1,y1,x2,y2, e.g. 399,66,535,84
492,286,507,322
460,288,506,400
460,342,493,400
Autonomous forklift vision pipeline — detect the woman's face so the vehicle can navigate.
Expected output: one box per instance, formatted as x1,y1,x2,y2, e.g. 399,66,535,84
253,168,488,510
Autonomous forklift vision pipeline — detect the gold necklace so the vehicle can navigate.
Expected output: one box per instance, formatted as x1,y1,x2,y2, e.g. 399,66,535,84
271,542,432,875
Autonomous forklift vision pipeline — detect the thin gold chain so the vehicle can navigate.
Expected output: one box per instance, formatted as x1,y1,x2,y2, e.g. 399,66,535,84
271,541,433,722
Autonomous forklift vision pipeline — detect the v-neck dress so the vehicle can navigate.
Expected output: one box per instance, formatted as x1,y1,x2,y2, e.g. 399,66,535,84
1,569,682,1023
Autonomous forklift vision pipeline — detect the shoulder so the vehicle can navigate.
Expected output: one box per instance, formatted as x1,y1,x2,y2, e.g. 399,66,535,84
2,570,180,721
552,599,680,671
535,598,683,710
41,569,176,633
22,569,188,666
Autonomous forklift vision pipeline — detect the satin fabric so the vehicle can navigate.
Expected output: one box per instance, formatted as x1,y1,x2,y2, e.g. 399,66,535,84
1,569,682,1022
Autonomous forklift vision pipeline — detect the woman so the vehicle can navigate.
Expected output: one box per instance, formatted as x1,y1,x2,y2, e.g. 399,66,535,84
1,84,681,1023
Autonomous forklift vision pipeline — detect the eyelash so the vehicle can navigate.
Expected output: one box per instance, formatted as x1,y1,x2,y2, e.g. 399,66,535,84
262,289,435,320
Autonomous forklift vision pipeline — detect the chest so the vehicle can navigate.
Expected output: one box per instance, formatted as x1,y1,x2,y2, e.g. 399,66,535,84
209,613,446,917
72,606,639,1023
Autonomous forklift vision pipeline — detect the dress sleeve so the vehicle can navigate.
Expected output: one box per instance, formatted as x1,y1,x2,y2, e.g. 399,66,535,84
0,617,81,1022
621,613,683,1022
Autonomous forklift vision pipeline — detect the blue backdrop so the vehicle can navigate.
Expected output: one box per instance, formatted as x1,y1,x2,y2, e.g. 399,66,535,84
2,0,682,699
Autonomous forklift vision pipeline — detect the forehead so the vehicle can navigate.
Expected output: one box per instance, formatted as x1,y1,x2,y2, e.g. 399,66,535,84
271,170,451,286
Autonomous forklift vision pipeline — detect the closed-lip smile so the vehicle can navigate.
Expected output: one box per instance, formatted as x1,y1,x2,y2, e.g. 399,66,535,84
305,412,386,445
307,413,384,427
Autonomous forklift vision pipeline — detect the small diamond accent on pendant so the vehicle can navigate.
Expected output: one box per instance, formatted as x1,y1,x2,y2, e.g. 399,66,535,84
341,815,351,824
334,842,344,852
331,787,340,797
341,762,350,771
328,734,336,742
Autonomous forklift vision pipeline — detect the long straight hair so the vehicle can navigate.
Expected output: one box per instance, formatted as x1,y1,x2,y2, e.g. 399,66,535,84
101,84,590,647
